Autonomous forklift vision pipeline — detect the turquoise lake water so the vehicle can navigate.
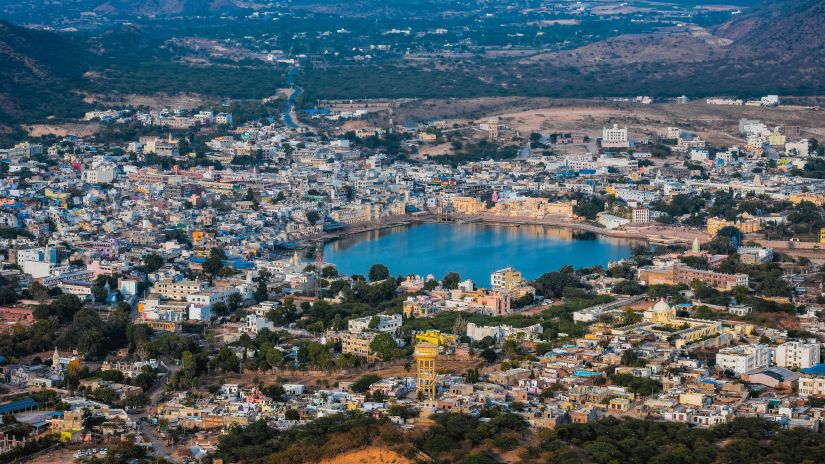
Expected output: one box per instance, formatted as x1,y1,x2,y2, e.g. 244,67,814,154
323,223,634,285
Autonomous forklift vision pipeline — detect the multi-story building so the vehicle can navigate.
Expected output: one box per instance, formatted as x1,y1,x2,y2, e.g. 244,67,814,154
638,264,748,291
347,314,402,335
490,267,524,291
715,344,772,375
341,332,376,358
601,124,629,148
799,365,825,397
774,341,820,369
155,279,208,300
631,208,650,224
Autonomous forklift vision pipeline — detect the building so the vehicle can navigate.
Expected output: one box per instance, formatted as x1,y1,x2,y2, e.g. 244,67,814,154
216,113,234,125
155,279,208,300
490,267,524,291
341,332,375,358
774,341,820,369
347,314,402,335
715,344,772,375
799,365,825,397
241,314,275,335
638,264,749,291
602,124,629,148
631,208,650,224
450,197,484,215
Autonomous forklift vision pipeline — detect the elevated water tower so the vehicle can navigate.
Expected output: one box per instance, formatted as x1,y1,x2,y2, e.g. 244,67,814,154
414,342,438,400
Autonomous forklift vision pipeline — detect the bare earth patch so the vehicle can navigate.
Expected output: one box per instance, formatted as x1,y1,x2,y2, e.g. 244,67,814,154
317,447,413,464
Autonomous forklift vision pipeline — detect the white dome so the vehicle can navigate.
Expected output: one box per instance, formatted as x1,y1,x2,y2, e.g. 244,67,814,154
653,299,671,312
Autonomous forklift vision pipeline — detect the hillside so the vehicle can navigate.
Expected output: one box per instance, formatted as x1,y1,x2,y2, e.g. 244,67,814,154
0,21,92,125
92,0,254,17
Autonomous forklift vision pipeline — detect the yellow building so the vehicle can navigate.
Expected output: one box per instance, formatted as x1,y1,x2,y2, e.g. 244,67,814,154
419,132,437,142
790,193,825,206
450,196,484,215
490,197,576,219
820,228,825,244
768,131,786,147
491,266,524,290
706,217,731,236
707,214,761,236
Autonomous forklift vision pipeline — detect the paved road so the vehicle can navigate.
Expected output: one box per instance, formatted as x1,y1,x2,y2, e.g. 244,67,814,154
127,359,181,462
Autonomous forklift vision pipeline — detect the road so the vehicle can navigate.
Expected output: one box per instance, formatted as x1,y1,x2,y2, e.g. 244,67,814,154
127,359,181,462
283,66,303,129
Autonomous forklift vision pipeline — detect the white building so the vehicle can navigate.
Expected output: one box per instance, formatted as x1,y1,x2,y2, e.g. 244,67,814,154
465,322,543,342
596,213,630,230
774,341,820,369
347,313,402,335
715,344,772,375
82,163,116,184
601,124,629,148
631,208,650,224
241,313,275,335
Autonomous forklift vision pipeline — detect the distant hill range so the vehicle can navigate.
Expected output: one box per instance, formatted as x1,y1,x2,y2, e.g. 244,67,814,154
715,0,825,49
0,20,92,126
91,0,254,17
1,0,825,136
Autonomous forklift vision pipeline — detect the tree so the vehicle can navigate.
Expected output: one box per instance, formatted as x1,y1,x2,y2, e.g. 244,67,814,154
466,368,480,383
91,285,108,303
442,272,461,290
321,265,338,278
228,292,244,311
351,374,381,393
612,280,643,295
27,281,50,301
369,332,401,361
98,370,125,383
71,309,106,358
204,248,225,275
480,348,497,364
306,211,321,225
142,253,164,273
368,264,390,282
214,346,240,373
284,409,300,420
263,384,286,402
212,302,229,317
255,280,269,303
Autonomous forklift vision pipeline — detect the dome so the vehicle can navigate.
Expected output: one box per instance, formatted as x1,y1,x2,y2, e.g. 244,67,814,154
653,299,671,312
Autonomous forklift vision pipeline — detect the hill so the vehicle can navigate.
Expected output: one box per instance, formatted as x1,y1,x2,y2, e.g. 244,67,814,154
0,21,92,125
92,0,254,17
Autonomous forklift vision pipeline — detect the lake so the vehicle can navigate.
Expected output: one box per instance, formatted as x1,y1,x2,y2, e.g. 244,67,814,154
323,223,634,285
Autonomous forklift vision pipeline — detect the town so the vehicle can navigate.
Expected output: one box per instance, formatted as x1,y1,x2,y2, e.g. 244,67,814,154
0,83,824,464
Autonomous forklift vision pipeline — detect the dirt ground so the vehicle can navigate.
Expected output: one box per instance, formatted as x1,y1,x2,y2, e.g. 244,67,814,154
82,92,210,109
317,447,413,464
27,447,73,464
388,96,825,147
25,122,100,138
223,357,482,389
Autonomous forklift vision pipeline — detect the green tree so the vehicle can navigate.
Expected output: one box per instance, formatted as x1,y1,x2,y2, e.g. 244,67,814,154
142,253,164,273
442,272,461,290
369,332,401,361
351,374,381,393
214,346,240,373
368,263,390,281
255,280,268,303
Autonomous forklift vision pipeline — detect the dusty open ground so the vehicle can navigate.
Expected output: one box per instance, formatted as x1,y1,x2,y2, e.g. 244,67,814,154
394,98,825,147
317,447,413,464
222,357,482,388
25,122,100,137
82,92,210,109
